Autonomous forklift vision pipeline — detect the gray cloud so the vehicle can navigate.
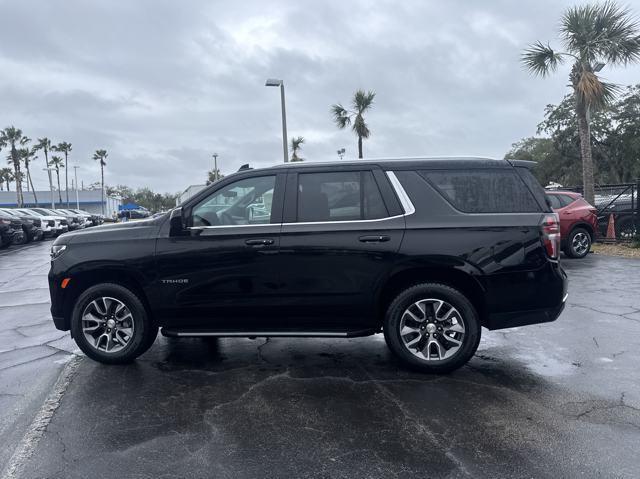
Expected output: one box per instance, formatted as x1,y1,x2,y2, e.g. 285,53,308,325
1,0,639,193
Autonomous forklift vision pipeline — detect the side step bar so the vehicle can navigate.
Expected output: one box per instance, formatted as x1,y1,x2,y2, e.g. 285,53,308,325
161,328,376,338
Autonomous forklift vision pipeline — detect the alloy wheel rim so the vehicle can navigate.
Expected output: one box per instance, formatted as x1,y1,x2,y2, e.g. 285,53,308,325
399,298,466,361
82,296,135,353
572,232,590,255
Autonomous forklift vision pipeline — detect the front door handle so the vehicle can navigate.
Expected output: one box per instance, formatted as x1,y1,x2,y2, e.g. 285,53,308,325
245,238,274,246
359,235,390,243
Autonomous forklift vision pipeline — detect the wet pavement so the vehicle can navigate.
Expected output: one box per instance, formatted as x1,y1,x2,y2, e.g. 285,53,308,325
1,240,640,478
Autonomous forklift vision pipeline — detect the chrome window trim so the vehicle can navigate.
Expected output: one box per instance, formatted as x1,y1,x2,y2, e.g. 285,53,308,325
187,170,415,229
385,171,415,215
188,223,275,230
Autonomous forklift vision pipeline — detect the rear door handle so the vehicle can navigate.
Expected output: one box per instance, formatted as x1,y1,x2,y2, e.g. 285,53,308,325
359,235,390,243
245,238,274,246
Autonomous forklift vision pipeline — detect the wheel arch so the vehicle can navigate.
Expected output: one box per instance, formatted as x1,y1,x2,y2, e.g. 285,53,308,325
62,267,154,330
377,266,487,328
569,222,595,240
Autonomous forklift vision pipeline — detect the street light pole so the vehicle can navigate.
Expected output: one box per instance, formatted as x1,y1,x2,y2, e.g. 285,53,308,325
73,166,80,209
212,152,219,181
265,78,288,163
43,167,55,209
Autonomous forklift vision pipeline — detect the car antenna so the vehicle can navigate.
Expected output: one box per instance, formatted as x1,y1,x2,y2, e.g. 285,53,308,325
238,164,252,171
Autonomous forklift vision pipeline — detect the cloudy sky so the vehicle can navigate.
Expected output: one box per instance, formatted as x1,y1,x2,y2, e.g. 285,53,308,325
1,0,640,193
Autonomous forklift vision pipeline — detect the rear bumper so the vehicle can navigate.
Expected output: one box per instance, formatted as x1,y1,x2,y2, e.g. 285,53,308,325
485,295,566,330
483,261,568,330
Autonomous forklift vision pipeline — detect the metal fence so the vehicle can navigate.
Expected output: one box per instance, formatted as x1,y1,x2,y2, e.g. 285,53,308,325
556,180,639,242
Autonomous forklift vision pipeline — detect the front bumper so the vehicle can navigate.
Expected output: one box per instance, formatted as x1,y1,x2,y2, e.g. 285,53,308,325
49,268,70,331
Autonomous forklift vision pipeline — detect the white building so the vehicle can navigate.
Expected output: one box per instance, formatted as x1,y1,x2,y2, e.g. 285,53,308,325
0,189,122,216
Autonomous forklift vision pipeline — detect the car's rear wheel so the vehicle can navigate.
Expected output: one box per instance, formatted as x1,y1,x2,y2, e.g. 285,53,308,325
383,283,481,374
70,283,157,364
565,227,591,259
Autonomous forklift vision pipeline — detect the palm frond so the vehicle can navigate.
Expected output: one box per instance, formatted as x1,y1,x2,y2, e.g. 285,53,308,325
50,155,64,168
562,1,640,65
522,41,564,76
331,104,351,129
353,114,370,139
93,149,108,166
352,89,375,112
574,70,621,109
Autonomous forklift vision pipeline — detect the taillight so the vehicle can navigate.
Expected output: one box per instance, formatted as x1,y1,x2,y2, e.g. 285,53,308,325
541,213,560,259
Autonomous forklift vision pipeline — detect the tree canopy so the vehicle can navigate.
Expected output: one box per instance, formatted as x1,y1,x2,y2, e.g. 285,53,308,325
505,84,640,187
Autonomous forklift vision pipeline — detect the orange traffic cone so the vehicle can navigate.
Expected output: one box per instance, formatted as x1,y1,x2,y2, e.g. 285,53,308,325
605,213,616,242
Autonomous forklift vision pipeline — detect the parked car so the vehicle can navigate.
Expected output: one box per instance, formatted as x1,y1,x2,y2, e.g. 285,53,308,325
49,158,567,373
56,209,88,229
0,210,25,247
595,192,637,239
69,209,101,226
0,208,44,243
546,191,598,258
19,208,68,236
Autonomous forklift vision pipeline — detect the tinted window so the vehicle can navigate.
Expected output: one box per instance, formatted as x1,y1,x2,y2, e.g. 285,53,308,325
559,194,577,207
192,175,275,227
546,194,563,209
420,169,541,213
297,171,388,222
514,166,549,211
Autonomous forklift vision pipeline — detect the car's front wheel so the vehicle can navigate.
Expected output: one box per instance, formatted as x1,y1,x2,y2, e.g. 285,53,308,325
383,283,481,374
565,227,591,259
70,283,157,364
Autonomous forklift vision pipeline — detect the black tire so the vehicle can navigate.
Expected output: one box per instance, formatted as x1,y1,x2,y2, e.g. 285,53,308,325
564,227,591,259
383,283,481,374
13,230,29,245
70,283,158,364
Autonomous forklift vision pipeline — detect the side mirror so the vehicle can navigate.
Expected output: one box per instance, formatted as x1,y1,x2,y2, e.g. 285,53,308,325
169,207,187,236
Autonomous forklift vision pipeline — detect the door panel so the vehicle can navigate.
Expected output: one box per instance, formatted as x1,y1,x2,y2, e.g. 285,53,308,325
153,173,284,329
277,168,405,329
278,219,404,328
154,224,282,329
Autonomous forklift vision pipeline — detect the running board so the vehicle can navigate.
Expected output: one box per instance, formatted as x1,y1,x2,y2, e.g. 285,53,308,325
160,328,376,338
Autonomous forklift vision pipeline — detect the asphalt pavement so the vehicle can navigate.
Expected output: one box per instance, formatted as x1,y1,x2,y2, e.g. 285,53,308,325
1,240,639,478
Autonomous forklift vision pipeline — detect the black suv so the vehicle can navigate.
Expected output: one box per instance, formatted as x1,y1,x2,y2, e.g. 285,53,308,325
49,158,567,373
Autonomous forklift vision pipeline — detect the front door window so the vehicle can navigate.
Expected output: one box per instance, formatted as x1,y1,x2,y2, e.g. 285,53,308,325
192,176,276,227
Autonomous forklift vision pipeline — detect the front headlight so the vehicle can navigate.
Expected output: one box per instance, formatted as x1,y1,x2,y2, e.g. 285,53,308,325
51,244,67,259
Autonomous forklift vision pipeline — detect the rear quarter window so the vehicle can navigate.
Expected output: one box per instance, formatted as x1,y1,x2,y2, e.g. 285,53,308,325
419,169,542,213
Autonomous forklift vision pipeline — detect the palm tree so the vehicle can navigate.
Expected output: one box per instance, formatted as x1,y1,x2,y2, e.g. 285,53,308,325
0,126,26,206
0,167,14,191
19,146,39,204
290,136,305,162
34,137,52,168
53,142,72,207
331,90,376,159
93,149,108,215
522,1,640,204
50,155,64,203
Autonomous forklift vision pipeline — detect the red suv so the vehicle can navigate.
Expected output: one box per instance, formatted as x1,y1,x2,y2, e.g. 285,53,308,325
546,191,598,258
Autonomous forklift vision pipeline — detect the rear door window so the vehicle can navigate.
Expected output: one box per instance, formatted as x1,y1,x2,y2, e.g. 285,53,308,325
419,169,541,213
297,171,389,222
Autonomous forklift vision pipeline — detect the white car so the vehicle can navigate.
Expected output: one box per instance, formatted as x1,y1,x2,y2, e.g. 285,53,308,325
16,208,68,237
